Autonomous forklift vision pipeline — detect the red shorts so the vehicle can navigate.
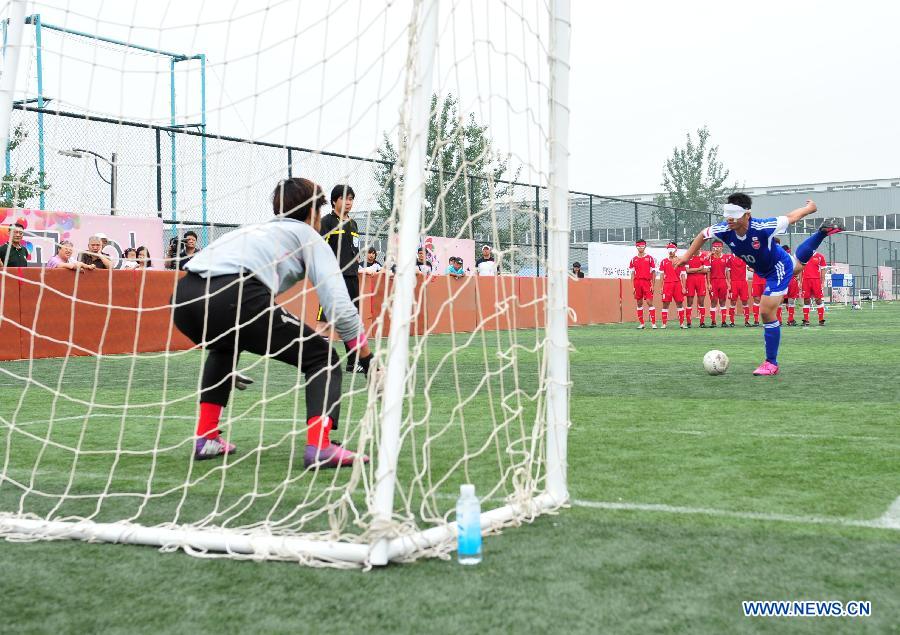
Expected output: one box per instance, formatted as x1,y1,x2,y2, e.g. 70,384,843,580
730,281,749,302
752,279,767,298
685,276,706,297
787,277,800,299
633,278,653,301
709,279,728,302
802,278,823,300
662,281,685,303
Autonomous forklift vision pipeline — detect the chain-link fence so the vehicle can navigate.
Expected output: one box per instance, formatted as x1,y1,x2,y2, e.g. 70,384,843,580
8,105,900,294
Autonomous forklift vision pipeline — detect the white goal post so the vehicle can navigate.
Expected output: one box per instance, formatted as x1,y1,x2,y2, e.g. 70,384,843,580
0,0,571,568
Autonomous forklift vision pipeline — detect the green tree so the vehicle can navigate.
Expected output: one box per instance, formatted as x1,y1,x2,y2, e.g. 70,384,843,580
1,125,48,207
373,93,521,241
652,126,736,241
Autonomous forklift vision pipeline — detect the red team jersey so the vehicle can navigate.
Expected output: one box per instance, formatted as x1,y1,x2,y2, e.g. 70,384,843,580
686,253,709,277
629,254,655,280
708,254,729,280
727,253,748,283
659,258,686,283
685,252,709,296
802,252,827,280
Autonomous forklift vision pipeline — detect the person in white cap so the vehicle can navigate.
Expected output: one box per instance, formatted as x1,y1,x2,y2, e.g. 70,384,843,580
475,244,498,276
675,193,842,376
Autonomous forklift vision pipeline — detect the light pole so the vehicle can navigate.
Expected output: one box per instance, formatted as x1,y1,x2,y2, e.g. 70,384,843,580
59,148,118,215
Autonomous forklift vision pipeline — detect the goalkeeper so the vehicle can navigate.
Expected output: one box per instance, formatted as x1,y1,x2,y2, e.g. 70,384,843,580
173,177,372,467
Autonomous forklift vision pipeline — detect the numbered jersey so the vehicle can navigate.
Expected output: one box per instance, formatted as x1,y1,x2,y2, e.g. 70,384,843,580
703,216,790,277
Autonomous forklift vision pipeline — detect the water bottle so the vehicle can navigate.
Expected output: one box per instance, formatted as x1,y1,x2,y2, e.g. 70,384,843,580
456,484,482,564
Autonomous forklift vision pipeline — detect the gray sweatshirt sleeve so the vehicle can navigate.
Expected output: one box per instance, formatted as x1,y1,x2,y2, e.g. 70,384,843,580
301,233,362,343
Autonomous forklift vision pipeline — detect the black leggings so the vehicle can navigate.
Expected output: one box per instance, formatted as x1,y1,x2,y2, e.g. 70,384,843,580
172,273,343,428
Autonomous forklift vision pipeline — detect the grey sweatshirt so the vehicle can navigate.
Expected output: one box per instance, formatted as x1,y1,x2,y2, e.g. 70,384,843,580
184,217,361,342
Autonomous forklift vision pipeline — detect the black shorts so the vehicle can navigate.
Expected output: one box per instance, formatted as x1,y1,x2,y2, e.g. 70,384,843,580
317,275,360,322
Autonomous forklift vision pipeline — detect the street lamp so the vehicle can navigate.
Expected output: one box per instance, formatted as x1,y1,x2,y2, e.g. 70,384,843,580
58,148,118,215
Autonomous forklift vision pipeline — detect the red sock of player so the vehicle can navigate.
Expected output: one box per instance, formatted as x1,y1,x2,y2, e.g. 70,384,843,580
306,415,333,449
803,304,810,321
710,308,716,323
753,303,760,321
649,307,656,324
721,308,727,324
678,308,685,325
743,306,750,322
196,402,223,440
636,308,644,324
685,305,692,324
728,307,735,322
699,308,706,324
817,304,825,321
661,309,668,325
788,306,795,321
777,307,782,322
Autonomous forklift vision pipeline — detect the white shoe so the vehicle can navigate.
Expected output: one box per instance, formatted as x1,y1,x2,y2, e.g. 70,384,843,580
660,323,667,329
680,324,687,329
651,323,658,329
636,324,645,330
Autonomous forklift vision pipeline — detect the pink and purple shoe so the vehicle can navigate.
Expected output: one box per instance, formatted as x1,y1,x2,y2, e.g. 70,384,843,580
818,220,844,236
752,361,779,376
194,436,236,460
304,442,369,469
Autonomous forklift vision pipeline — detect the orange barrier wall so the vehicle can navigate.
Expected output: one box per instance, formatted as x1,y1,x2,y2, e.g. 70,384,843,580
0,270,642,361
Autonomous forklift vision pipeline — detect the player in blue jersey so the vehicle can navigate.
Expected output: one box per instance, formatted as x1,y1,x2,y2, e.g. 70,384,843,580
675,193,842,375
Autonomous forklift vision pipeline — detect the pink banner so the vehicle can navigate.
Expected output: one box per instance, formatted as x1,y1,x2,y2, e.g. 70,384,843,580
424,236,476,274
0,209,164,269
878,266,893,300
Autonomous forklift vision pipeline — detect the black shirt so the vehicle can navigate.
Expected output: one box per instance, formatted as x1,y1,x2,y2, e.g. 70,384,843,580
320,212,360,277
573,270,585,279
0,243,28,267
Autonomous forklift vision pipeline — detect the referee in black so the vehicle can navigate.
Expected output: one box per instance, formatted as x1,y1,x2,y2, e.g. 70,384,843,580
318,184,364,372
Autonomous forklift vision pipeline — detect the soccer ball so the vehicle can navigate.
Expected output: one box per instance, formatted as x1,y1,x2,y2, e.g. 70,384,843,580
703,350,729,375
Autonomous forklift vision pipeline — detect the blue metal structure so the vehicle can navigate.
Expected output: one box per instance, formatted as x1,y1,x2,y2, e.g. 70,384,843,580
7,15,207,231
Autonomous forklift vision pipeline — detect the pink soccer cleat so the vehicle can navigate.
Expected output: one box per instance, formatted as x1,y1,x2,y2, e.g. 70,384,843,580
194,436,236,460
304,442,369,469
752,361,779,376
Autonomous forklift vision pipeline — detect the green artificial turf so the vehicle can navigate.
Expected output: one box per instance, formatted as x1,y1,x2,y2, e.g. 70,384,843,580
1,302,898,634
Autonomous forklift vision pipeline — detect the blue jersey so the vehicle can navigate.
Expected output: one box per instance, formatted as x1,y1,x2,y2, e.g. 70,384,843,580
703,216,791,277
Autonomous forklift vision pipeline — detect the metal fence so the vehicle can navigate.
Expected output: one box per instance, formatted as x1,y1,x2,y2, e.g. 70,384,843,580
8,105,900,295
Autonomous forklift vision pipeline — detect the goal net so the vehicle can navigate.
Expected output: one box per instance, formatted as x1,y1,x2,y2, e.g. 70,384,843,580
0,0,570,567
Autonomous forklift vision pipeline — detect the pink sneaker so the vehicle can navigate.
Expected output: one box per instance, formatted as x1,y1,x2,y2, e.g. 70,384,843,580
752,361,779,376
304,442,369,469
194,436,236,460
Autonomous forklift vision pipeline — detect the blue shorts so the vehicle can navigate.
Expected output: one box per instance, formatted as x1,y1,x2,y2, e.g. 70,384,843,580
762,255,795,297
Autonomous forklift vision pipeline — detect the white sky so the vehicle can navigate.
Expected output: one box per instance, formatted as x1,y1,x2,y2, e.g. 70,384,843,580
10,0,900,208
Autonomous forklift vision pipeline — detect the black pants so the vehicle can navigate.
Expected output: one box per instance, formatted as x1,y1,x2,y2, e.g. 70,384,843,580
173,273,343,428
317,275,360,322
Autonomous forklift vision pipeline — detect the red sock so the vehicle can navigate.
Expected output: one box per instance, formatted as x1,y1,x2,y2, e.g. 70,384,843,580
637,308,644,324
710,308,717,323
721,308,727,324
743,306,750,322
649,307,657,325
699,308,706,324
817,305,825,321
728,307,736,322
788,306,795,321
661,309,668,325
685,304,692,324
753,303,760,321
197,402,223,440
803,305,810,321
678,308,685,325
777,307,782,322
307,416,333,449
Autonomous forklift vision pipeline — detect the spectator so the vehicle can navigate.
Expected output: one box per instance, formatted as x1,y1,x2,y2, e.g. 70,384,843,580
165,236,179,269
572,261,585,279
121,247,140,270
416,247,433,276
0,220,28,267
360,246,383,274
475,244,498,276
446,256,466,279
46,240,94,272
80,235,112,269
175,230,201,270
136,246,153,269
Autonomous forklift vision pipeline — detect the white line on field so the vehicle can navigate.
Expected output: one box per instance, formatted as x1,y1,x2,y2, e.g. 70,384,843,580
603,427,893,444
876,496,900,529
570,499,900,531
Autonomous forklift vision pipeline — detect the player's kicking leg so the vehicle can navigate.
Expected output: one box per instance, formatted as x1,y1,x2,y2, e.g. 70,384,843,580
795,220,843,326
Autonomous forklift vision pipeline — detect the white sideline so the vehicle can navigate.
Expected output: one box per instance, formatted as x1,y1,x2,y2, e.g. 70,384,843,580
571,499,900,531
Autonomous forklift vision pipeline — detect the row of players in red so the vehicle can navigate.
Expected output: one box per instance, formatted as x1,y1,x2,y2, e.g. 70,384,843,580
628,240,828,329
